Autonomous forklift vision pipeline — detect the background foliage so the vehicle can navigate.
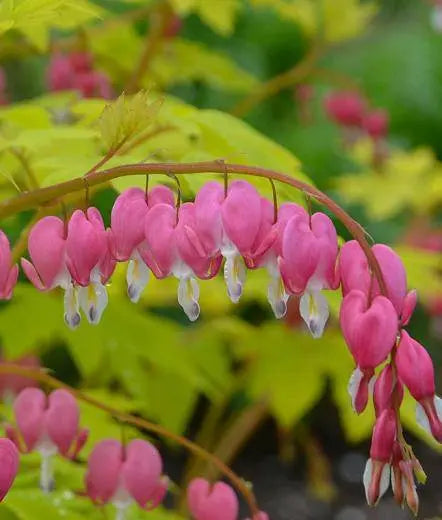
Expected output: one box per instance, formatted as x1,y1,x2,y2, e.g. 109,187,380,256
0,0,440,519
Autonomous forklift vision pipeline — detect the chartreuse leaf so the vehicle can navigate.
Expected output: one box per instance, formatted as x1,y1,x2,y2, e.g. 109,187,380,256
250,0,377,43
169,0,241,35
240,323,353,427
0,0,102,50
98,92,162,151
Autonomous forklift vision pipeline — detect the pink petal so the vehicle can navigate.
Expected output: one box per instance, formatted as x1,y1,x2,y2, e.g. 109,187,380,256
0,264,18,300
144,203,177,278
0,231,15,299
85,439,123,504
187,478,238,520
45,389,80,456
0,438,19,501
372,244,407,315
13,388,46,451
148,185,175,207
66,209,106,286
400,289,417,326
110,188,149,261
20,258,45,291
340,290,398,369
25,216,67,289
122,439,163,508
221,181,262,255
310,212,339,289
194,182,224,255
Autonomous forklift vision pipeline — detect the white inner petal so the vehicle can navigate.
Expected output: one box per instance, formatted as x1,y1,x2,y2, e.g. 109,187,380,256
299,289,329,338
64,282,80,329
126,250,150,303
267,274,289,319
348,367,364,413
379,463,391,502
79,281,108,325
362,458,373,504
223,253,246,304
416,402,431,434
177,276,200,322
36,436,58,494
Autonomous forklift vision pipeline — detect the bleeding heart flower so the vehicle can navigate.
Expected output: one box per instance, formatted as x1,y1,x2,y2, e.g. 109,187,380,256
6,388,88,492
187,478,238,520
279,211,338,338
340,290,398,414
0,230,18,300
373,364,403,417
396,331,442,443
86,438,168,519
0,438,19,501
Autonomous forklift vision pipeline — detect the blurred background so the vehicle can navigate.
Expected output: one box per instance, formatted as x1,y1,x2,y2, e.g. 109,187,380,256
0,0,441,519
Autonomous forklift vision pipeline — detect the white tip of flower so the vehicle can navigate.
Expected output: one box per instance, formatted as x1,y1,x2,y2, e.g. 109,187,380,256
435,395,442,419
177,276,200,322
267,275,289,319
299,289,329,338
348,367,364,412
379,463,391,502
224,253,246,304
416,401,431,434
363,458,373,504
64,283,80,329
363,458,390,506
79,282,108,325
126,251,150,303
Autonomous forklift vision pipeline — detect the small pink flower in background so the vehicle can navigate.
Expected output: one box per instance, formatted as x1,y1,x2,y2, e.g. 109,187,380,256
0,67,8,105
373,363,403,417
187,478,238,520
0,230,18,300
0,355,40,401
47,51,113,99
6,388,88,492
86,439,168,520
396,330,442,442
0,438,19,501
363,409,397,506
324,91,366,127
109,186,174,303
362,109,389,140
340,290,398,414
338,240,416,326
279,211,338,337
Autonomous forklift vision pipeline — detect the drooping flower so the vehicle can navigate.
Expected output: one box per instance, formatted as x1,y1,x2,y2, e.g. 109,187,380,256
0,438,19,501
279,211,339,337
86,439,168,520
324,91,366,127
340,290,398,414
6,388,88,492
362,109,389,140
363,409,397,507
143,200,221,321
109,186,174,303
0,230,18,300
66,208,115,326
338,240,417,326
390,442,419,515
187,478,238,520
373,364,403,417
395,330,442,443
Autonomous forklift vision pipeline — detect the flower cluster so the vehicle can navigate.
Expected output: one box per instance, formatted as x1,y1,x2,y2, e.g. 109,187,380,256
0,179,440,514
0,387,269,520
47,51,113,99
324,90,389,143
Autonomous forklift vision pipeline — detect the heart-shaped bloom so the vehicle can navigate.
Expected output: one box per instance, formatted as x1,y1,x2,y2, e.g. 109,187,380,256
340,290,398,413
6,388,88,492
86,439,168,519
187,478,238,520
338,240,417,326
109,186,175,303
0,438,19,502
324,91,366,126
144,202,211,321
279,211,338,337
396,331,442,442
0,230,18,300
66,208,115,326
373,364,403,417
363,409,397,507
